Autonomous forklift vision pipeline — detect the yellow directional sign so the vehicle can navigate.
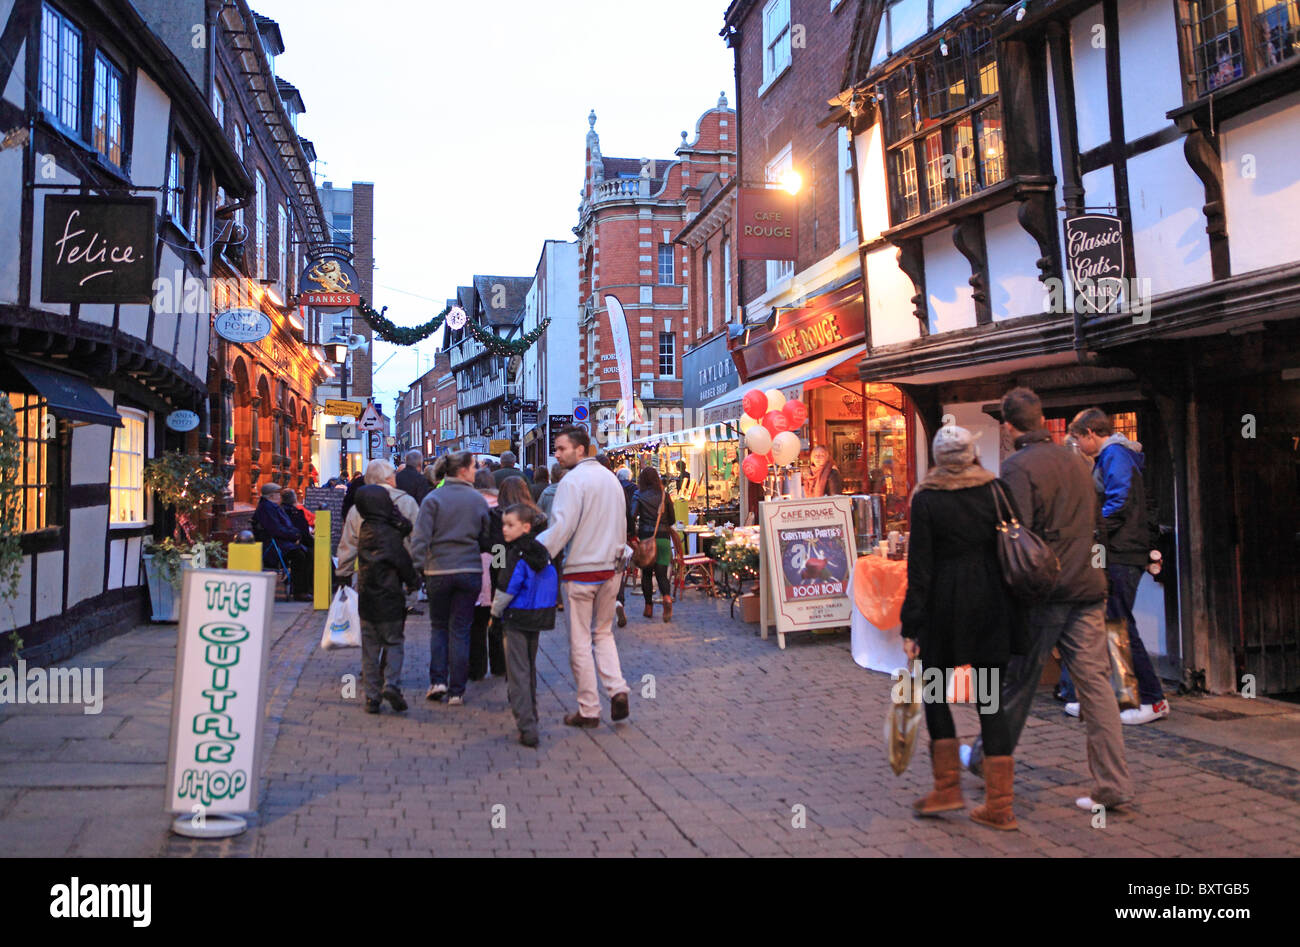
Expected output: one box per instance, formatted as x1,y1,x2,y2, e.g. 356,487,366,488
326,399,363,418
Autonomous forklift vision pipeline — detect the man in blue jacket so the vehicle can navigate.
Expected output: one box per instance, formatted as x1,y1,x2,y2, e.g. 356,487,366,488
1067,409,1169,725
252,482,312,601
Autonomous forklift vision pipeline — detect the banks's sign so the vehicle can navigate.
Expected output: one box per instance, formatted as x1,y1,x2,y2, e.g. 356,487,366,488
41,196,156,304
737,188,797,261
300,250,361,312
1065,214,1126,313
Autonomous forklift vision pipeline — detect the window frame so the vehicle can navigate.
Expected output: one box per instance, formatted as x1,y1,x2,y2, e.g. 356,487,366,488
91,49,124,169
761,0,793,91
765,143,796,288
6,391,63,535
657,243,675,285
876,25,1005,227
254,170,268,280
39,3,82,136
109,406,149,529
705,248,715,333
658,331,676,379
1176,0,1300,100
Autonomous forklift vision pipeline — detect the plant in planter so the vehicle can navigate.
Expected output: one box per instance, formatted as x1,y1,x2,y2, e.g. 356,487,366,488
0,396,24,657
142,451,228,620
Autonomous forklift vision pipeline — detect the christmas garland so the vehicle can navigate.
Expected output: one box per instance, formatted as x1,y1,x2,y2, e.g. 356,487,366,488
356,297,552,355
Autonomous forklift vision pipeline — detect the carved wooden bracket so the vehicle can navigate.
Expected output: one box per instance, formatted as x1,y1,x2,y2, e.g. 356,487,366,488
1014,177,1061,284
952,217,992,325
894,237,929,337
1182,125,1230,281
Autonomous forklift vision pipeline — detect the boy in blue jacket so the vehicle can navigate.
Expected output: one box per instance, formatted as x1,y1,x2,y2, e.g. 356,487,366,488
491,504,559,747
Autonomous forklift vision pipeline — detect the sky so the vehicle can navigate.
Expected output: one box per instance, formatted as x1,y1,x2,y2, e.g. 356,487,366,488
253,0,737,413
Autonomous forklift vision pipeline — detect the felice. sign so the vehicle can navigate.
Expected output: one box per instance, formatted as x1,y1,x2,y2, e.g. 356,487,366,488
737,188,798,261
41,196,156,304
165,570,274,815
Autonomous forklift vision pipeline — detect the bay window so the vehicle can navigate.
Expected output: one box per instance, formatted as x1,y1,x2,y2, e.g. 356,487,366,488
40,4,81,133
1178,1,1300,98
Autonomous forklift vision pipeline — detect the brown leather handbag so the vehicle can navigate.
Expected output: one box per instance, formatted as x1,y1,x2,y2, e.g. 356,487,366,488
633,491,666,569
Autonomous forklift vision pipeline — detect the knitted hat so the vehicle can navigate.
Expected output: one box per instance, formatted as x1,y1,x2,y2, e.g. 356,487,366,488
932,424,977,467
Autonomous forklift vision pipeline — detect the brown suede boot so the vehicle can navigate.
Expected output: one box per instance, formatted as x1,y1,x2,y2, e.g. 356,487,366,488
643,602,653,618
662,596,673,622
913,738,965,815
970,755,1019,830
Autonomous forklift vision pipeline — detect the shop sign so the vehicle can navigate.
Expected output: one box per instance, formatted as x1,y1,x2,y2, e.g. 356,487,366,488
521,400,538,425
734,281,865,380
683,333,740,411
759,497,858,644
737,188,797,261
547,414,573,454
489,438,512,454
165,570,274,814
1065,214,1125,313
41,196,156,304
215,309,273,344
299,251,361,313
166,410,200,432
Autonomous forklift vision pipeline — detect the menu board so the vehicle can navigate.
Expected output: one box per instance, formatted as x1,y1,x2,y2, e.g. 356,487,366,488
303,487,344,554
759,496,858,648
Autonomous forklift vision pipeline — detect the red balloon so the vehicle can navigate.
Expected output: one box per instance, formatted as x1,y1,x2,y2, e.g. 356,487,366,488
742,389,769,421
742,453,768,484
782,399,808,429
763,410,791,438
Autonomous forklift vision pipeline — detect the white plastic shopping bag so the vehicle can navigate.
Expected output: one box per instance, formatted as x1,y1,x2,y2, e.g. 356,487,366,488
320,586,362,650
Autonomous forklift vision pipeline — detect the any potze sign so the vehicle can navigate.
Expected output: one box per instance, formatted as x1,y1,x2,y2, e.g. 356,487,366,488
737,187,798,261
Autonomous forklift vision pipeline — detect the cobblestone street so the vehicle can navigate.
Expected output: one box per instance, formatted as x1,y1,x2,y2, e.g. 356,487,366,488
3,595,1300,858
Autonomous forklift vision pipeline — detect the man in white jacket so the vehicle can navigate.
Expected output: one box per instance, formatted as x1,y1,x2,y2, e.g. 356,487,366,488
537,426,632,727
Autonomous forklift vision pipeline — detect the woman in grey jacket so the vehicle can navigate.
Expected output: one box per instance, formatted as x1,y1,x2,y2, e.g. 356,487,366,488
410,451,492,704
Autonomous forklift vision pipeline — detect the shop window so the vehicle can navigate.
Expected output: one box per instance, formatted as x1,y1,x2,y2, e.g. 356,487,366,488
40,4,81,134
109,407,147,526
255,171,268,279
92,52,123,168
877,25,1005,225
1179,1,1299,98
6,393,61,533
762,0,792,87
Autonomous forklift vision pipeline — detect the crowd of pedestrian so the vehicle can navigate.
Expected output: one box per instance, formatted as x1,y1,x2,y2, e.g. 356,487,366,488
901,385,1164,832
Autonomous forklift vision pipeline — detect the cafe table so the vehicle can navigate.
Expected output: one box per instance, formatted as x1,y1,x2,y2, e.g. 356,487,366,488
849,554,910,674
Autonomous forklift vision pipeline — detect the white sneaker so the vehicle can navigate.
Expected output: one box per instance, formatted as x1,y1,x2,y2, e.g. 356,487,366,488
1064,702,1080,718
1120,700,1170,725
426,684,447,702
448,695,464,706
1076,796,1098,811
958,744,972,768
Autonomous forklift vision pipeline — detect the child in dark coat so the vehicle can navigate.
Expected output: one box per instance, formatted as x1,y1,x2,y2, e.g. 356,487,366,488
490,503,559,747
354,485,421,714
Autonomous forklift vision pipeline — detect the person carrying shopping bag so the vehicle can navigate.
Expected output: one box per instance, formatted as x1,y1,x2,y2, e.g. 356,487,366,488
631,466,675,622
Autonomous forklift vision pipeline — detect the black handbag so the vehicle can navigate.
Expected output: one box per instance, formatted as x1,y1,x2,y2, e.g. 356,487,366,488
990,481,1060,600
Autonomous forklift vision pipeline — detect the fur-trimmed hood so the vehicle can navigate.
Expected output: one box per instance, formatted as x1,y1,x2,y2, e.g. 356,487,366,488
913,463,997,496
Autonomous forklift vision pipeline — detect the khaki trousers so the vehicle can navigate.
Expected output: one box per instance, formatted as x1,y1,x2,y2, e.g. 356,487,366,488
563,575,629,718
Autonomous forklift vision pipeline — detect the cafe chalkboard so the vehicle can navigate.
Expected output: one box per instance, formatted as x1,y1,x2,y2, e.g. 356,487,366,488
303,487,345,554
41,196,156,304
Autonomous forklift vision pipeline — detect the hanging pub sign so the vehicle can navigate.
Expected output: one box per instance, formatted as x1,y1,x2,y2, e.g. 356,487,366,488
41,196,156,304
737,187,797,261
1065,214,1126,313
214,309,273,344
166,410,200,433
299,250,360,313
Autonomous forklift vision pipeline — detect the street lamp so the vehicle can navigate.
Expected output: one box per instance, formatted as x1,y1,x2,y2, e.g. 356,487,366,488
326,333,351,478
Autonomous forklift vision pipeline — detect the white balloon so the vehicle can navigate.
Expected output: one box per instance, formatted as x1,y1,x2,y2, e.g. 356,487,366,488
739,415,758,433
771,430,800,465
745,425,773,455
764,389,787,412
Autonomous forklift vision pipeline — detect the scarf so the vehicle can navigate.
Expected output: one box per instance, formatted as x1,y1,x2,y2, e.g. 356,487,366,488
803,462,832,498
911,462,995,498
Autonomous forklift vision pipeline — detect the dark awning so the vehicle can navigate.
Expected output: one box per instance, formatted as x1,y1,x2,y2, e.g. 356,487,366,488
4,357,122,427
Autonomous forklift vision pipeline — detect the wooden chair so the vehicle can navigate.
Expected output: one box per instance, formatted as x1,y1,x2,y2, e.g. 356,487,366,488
671,529,717,599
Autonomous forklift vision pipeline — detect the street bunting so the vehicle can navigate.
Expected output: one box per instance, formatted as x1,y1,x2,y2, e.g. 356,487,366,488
41,195,156,304
165,569,274,816
737,187,798,261
1065,214,1126,313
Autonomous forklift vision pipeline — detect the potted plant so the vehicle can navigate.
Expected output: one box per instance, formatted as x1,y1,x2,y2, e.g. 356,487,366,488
0,395,24,660
142,451,228,621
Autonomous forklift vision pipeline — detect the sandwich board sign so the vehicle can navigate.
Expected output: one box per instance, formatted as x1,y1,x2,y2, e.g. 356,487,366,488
758,496,858,649
165,569,274,837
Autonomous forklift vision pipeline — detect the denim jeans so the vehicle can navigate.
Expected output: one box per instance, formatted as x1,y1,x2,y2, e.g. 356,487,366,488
426,572,481,698
1058,564,1164,705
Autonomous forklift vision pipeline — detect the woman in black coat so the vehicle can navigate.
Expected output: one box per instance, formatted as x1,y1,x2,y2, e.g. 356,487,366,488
901,425,1023,831
632,467,676,621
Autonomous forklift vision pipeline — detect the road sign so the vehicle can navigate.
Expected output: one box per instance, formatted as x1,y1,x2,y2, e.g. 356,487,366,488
369,432,382,454
465,436,489,453
326,399,363,418
339,422,357,440
490,438,512,454
359,403,383,432
572,399,590,423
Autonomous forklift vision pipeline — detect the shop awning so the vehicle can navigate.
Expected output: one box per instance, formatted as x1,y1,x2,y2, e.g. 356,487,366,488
3,357,122,427
698,342,866,422
609,422,738,452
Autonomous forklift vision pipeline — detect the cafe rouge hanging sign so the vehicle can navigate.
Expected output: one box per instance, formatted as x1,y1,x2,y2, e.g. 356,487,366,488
1065,214,1125,313
41,196,156,304
737,187,798,261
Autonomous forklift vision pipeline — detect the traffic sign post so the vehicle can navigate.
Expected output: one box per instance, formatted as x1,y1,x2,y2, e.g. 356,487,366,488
359,403,383,432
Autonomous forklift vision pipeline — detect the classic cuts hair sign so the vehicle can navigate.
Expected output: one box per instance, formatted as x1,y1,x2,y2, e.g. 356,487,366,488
758,496,858,648
737,187,797,261
1065,214,1126,313
41,195,156,303
165,569,274,835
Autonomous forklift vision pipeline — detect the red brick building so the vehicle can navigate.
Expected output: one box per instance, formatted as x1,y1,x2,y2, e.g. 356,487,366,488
575,99,736,447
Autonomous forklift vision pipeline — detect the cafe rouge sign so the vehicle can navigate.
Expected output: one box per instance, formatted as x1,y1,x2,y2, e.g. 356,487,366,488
215,309,273,344
737,188,797,262
41,196,156,304
734,282,865,381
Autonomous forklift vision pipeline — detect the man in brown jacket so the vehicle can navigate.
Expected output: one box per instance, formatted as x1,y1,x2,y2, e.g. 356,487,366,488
967,387,1132,812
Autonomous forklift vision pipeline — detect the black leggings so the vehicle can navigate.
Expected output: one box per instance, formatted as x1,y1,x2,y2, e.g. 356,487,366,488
922,664,1012,757
642,563,671,602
